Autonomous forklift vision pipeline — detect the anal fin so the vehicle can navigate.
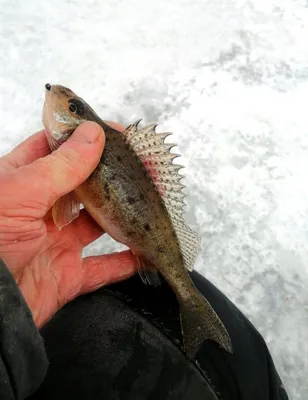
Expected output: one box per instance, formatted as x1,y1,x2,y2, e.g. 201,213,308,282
136,257,161,287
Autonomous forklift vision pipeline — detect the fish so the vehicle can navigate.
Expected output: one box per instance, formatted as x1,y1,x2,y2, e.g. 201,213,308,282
42,83,233,358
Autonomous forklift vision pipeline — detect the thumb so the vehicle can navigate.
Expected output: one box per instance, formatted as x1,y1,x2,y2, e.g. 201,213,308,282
19,121,105,211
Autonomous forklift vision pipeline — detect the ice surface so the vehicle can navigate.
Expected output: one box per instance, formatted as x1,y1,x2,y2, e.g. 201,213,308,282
1,0,308,398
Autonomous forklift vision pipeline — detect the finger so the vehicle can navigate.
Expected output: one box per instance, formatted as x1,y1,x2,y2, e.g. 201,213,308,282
0,130,50,170
81,250,137,294
16,121,105,212
72,208,104,247
0,121,122,171
105,121,125,132
0,121,122,172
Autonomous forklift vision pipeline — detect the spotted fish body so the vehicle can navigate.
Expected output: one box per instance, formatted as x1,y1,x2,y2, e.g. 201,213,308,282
42,84,232,358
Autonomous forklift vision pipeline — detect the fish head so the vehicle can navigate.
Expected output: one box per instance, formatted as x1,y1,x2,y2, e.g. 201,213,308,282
42,83,93,150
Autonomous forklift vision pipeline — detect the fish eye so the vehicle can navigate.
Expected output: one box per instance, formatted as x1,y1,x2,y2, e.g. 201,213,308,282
69,103,77,113
68,99,85,115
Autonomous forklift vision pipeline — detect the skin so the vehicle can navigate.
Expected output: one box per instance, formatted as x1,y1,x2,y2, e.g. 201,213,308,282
0,121,137,327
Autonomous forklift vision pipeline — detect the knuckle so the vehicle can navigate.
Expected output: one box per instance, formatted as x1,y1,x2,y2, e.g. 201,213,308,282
51,149,85,183
54,151,77,173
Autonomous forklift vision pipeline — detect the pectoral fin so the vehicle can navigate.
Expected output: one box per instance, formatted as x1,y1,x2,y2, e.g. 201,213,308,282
52,192,80,230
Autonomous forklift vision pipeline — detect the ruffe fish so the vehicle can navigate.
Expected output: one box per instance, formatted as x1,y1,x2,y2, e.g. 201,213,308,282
42,83,232,358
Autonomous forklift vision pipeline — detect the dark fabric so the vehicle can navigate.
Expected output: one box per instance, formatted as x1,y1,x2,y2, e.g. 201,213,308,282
0,260,48,400
192,273,288,400
0,256,288,400
28,272,288,400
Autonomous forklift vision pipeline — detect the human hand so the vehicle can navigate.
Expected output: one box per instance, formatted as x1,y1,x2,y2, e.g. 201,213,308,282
0,121,136,327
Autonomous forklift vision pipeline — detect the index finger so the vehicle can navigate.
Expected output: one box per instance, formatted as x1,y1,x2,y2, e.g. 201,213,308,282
1,130,50,170
105,121,125,132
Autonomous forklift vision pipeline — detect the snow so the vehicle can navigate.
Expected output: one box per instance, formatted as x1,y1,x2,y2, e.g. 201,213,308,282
1,0,308,397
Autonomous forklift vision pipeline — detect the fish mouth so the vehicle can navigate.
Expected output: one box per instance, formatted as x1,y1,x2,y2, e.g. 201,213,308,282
42,83,81,151
44,82,53,100
42,83,62,150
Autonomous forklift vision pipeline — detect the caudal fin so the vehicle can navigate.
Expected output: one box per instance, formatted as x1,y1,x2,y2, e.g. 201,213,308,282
179,289,233,358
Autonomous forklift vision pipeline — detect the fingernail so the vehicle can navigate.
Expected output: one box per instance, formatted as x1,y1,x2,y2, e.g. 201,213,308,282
71,121,103,144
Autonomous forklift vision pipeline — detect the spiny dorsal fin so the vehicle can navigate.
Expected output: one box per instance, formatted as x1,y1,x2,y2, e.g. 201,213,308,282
122,120,200,271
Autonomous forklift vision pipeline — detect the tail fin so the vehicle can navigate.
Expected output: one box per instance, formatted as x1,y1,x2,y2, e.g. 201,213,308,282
179,289,233,358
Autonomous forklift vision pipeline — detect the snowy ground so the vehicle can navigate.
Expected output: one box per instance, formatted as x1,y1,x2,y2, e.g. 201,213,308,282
1,0,308,398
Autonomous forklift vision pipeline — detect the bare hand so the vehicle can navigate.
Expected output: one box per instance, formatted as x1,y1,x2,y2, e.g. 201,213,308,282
0,121,136,327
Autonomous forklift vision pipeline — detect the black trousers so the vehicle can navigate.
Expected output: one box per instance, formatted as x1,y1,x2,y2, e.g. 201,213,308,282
29,271,288,400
